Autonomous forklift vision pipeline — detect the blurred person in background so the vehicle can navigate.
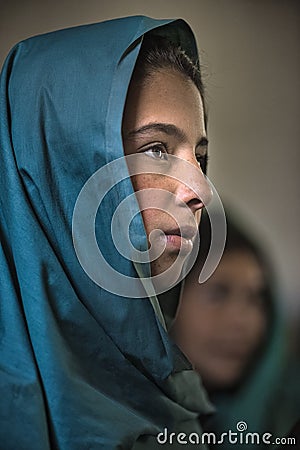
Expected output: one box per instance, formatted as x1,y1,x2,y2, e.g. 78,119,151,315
172,209,299,448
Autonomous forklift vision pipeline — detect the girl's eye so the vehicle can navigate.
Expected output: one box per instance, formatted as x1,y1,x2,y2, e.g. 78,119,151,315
196,153,208,173
143,144,168,161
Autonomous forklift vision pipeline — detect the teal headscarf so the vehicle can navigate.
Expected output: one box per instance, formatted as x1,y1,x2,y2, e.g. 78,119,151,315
0,16,212,449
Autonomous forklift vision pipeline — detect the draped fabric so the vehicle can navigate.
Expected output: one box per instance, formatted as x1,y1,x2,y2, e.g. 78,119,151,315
0,16,212,449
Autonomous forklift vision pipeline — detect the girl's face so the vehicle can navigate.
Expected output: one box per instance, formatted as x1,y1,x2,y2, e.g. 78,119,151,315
122,68,211,285
172,250,268,389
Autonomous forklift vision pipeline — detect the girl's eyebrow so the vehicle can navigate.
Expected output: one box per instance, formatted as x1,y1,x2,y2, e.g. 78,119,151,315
125,122,208,148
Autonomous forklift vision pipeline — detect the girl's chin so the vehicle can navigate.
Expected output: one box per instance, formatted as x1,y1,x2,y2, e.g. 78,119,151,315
150,253,189,292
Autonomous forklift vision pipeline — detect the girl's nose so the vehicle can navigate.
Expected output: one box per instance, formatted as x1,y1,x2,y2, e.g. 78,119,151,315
174,159,212,213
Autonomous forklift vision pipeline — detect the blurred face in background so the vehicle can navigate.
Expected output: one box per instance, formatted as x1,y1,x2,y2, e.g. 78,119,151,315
172,249,268,390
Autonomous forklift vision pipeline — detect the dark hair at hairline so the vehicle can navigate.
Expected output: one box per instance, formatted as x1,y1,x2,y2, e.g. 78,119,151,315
135,33,203,90
131,33,206,118
129,33,208,176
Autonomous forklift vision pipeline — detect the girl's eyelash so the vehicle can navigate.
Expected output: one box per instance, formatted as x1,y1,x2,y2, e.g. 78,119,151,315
139,142,169,160
138,143,208,171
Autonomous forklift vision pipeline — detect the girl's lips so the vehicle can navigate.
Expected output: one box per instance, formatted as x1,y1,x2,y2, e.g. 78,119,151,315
148,225,197,255
165,225,198,240
162,225,197,253
165,234,193,253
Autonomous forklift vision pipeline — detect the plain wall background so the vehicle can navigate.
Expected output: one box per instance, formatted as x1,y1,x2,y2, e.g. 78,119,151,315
1,0,299,315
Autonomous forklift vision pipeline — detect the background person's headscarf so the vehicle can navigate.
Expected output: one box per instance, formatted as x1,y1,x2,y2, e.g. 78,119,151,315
0,16,212,449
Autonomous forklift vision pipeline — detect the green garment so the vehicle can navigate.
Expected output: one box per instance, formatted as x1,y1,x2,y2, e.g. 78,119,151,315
203,285,299,449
